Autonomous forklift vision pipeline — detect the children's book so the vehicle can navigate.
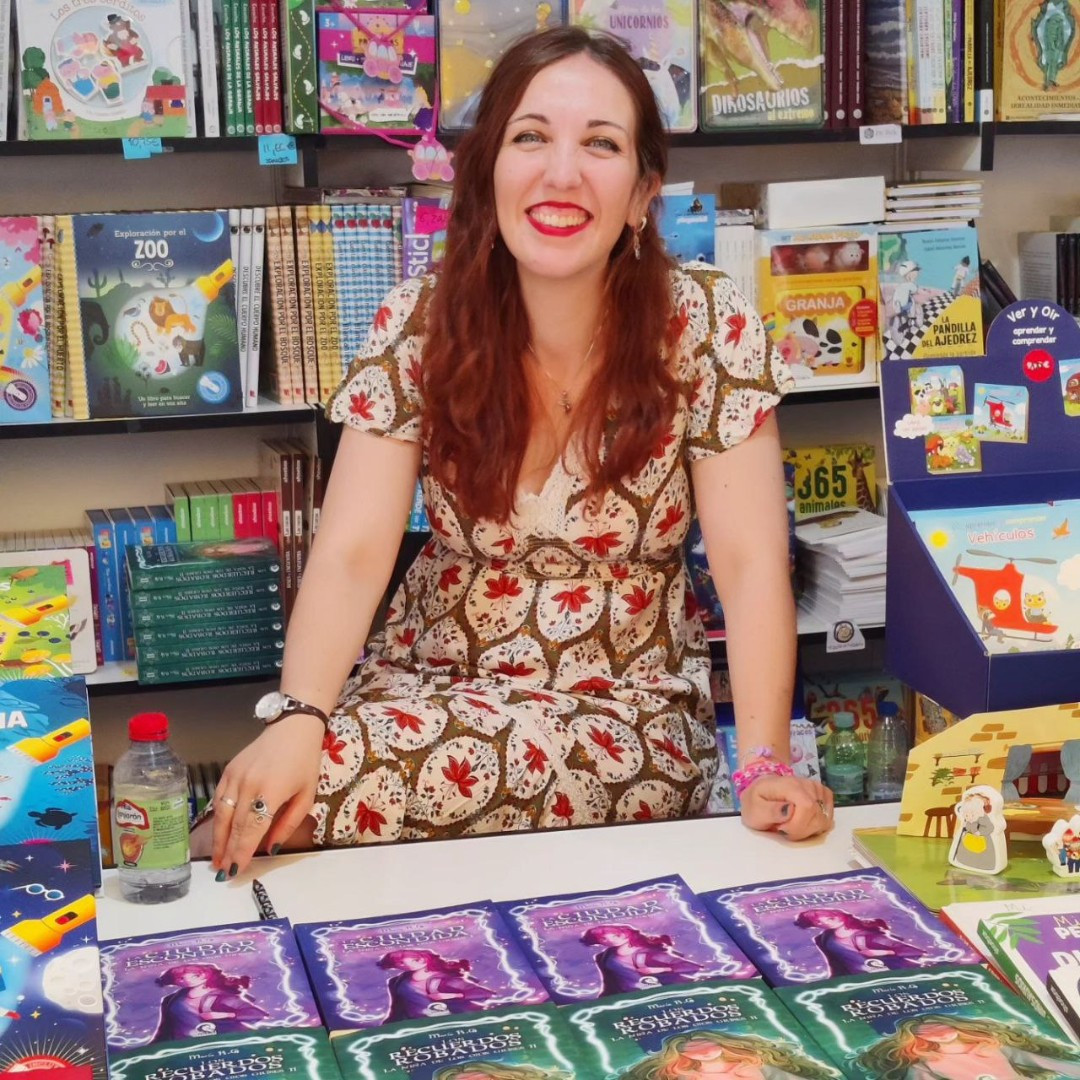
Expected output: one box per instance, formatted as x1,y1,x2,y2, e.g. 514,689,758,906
402,195,450,280
0,216,50,423
659,195,715,264
69,211,243,418
99,919,322,1052
699,0,824,130
570,0,696,131
125,538,281,591
997,0,1080,121
0,563,72,681
295,901,549,1033
330,1003,582,1080
496,875,756,1005
908,499,1080,654
879,226,983,361
0,676,100,884
14,0,195,139
699,868,981,988
108,1029,342,1080
776,965,1080,1080
563,978,843,1079
1047,965,1080,1042
0,840,107,1079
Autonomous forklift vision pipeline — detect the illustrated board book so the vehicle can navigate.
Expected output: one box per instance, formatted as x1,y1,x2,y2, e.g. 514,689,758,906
0,216,49,423
0,563,72,682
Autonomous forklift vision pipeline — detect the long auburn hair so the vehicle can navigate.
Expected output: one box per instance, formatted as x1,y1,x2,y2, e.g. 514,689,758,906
421,26,678,524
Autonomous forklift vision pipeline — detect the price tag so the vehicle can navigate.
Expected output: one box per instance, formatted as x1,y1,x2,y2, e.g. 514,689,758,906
826,619,867,654
858,123,902,145
258,134,298,166
122,137,163,159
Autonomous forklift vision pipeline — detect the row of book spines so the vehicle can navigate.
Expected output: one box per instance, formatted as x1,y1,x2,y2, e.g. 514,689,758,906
220,0,284,136
164,476,278,543
137,633,284,666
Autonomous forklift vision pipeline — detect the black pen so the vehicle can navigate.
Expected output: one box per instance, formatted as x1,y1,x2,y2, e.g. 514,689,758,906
252,878,279,921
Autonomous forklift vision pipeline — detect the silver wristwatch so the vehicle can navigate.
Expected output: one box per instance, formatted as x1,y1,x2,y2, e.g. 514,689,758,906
254,691,331,728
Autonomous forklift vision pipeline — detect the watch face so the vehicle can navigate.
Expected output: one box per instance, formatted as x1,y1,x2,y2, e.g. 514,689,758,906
255,691,286,721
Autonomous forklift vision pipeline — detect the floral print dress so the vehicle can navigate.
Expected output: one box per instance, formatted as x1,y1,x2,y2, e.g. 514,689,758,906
318,264,791,845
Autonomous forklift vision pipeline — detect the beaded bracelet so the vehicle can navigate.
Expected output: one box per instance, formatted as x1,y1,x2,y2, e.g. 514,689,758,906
732,759,794,797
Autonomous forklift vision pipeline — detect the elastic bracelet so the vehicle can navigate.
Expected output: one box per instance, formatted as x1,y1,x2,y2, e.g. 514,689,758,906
738,745,780,767
732,759,794,797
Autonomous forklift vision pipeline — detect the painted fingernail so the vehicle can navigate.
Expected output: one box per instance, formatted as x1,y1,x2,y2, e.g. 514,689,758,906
780,803,792,818
269,844,281,856
228,863,238,878
215,869,226,883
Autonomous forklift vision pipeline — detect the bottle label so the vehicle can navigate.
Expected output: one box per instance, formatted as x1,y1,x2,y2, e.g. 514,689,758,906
114,791,189,870
826,764,864,796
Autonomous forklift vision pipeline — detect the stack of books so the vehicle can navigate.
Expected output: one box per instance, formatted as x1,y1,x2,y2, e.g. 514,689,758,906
796,508,887,627
125,538,285,685
884,179,984,229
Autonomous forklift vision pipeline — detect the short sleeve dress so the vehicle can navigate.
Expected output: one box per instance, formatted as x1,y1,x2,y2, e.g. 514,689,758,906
318,263,792,846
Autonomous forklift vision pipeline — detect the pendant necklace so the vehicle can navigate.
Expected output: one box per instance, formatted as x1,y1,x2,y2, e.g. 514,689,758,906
530,332,599,416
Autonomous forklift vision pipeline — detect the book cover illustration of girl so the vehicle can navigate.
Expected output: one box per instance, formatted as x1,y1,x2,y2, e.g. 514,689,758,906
153,964,268,1040
378,949,495,1023
580,925,703,996
793,909,928,978
855,1014,1080,1080
619,1031,841,1079
432,1066,568,1080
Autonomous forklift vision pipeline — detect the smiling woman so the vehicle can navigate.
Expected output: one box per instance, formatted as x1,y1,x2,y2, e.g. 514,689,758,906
196,26,833,881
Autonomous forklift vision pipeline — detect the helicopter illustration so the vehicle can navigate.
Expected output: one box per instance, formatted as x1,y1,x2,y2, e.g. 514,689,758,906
952,548,1059,643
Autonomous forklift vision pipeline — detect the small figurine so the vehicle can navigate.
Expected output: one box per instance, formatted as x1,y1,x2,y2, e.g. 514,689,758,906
947,785,1007,876
1041,812,1080,878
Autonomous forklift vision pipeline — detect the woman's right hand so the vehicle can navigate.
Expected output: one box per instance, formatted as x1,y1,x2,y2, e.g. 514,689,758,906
210,713,325,878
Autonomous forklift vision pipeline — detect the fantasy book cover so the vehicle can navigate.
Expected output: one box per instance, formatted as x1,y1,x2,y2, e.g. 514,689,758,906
659,197,715,264
879,227,983,362
496,876,756,1006
699,0,824,130
14,0,194,140
998,0,1080,121
0,677,100,886
0,840,106,1079
125,538,281,591
908,499,1080,654
437,0,567,131
570,0,697,131
776,965,1080,1080
99,919,322,1052
295,901,549,1033
564,978,843,1079
698,868,981,988
0,216,49,423
70,211,243,419
331,1003,582,1080
0,565,72,683
109,1029,343,1080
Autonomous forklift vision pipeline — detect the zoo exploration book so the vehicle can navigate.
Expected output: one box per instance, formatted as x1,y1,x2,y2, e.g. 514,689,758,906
63,211,243,419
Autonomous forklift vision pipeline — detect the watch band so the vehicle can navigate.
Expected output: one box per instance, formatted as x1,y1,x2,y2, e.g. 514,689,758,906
256,691,331,729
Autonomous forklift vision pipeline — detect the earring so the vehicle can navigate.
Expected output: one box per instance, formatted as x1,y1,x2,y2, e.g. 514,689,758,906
633,215,647,261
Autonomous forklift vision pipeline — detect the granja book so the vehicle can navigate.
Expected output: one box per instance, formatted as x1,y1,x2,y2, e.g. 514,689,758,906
699,868,981,987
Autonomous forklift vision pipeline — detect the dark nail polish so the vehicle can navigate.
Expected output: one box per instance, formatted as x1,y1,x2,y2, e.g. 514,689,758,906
780,803,792,817
270,844,281,856
228,863,238,878
215,869,226,883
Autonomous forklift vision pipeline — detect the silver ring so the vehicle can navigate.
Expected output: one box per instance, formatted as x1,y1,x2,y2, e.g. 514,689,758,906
817,799,830,815
251,796,272,824
219,796,237,808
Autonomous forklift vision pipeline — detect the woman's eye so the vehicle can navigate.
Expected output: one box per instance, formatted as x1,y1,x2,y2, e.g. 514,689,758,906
511,130,544,144
588,136,620,152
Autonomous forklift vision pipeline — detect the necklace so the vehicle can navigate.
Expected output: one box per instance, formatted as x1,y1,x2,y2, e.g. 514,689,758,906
529,332,599,415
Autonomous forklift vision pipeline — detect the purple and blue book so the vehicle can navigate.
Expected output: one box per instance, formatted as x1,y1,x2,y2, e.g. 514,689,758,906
99,919,321,1052
496,875,756,1005
700,867,982,987
295,900,548,1033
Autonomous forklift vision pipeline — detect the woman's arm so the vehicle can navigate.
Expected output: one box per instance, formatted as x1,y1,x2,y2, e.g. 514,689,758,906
211,425,421,874
691,414,831,841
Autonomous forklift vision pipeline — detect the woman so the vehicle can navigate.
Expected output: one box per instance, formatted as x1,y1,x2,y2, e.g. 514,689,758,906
153,964,267,1040
792,909,928,978
433,1066,568,1080
856,1014,1080,1080
580,924,701,995
204,25,832,878
376,948,495,1022
621,1030,838,1079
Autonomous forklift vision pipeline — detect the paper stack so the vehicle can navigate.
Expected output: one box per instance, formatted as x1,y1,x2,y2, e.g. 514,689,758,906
796,508,887,626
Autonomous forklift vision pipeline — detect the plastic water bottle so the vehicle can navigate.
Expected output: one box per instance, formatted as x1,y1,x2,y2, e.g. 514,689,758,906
867,701,910,802
824,711,865,805
113,711,191,903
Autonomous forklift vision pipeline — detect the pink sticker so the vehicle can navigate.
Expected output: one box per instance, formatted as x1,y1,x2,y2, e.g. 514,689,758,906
413,205,450,235
1023,348,1055,383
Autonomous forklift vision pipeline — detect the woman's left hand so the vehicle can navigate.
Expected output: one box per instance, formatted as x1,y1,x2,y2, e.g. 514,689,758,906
739,772,834,840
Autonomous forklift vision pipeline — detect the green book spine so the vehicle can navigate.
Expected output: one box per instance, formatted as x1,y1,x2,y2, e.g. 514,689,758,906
137,636,284,664
133,596,285,627
134,616,285,645
977,916,1056,1023
125,541,281,591
222,0,238,135
239,0,255,135
138,654,284,684
130,578,281,607
282,0,318,133
217,491,235,540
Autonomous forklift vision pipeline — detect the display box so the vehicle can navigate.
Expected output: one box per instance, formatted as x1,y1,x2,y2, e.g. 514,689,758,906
881,300,1080,716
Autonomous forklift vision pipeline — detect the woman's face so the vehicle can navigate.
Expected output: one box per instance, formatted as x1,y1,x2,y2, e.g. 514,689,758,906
601,929,631,946
175,970,208,987
679,1038,729,1062
915,1022,961,1045
493,53,651,294
398,954,428,971
812,912,845,929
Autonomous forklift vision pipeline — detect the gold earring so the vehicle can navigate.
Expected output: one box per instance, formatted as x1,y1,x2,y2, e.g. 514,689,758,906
633,215,647,260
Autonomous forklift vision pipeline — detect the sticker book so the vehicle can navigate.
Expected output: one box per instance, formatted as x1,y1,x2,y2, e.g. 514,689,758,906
0,564,72,682
294,901,549,1033
908,499,1080,653
0,840,106,1079
99,919,322,1052
776,965,1080,1080
563,979,843,1079
0,216,49,423
331,1003,582,1080
496,876,755,1005
699,868,981,987
67,211,243,419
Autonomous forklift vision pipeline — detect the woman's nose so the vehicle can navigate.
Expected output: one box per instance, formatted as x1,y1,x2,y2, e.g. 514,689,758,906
543,142,582,189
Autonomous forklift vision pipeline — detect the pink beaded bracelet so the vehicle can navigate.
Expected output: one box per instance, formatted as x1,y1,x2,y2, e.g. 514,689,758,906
732,759,795,797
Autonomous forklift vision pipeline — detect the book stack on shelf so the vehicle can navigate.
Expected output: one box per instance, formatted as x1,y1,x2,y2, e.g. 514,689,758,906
1019,218,1080,318
884,179,984,227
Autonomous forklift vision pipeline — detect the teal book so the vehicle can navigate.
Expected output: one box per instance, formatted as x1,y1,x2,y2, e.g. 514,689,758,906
132,595,285,627
70,211,243,418
776,965,1080,1080
125,538,280,591
564,979,842,1079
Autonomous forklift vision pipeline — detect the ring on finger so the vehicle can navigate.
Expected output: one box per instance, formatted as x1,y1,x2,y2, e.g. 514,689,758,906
219,795,237,808
251,796,273,825
816,799,831,816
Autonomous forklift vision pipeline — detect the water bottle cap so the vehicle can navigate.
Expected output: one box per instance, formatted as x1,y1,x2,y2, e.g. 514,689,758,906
130,711,169,741
833,711,857,729
878,701,899,717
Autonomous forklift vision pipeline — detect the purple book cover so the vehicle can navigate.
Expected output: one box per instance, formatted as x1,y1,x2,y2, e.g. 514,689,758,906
99,919,322,1052
295,901,549,1032
701,868,982,988
496,875,756,1005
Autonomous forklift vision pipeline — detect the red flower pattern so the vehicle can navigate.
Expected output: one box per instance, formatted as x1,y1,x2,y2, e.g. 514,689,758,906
621,586,655,616
322,732,346,766
551,792,574,821
552,585,591,614
650,736,690,763
571,676,615,693
349,392,375,420
724,311,747,346
442,755,478,798
589,726,625,762
438,565,462,591
496,660,536,678
355,800,387,836
632,800,654,821
656,505,685,536
385,707,423,733
523,740,549,774
484,573,523,600
372,305,392,332
575,532,622,557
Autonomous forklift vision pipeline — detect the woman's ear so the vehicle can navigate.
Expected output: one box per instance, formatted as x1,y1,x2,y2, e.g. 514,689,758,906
629,173,662,229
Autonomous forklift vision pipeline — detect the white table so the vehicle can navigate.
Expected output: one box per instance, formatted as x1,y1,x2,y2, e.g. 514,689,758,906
97,803,899,940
